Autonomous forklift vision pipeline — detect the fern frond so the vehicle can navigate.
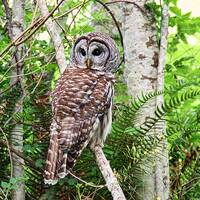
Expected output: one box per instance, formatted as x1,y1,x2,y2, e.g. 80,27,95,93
136,90,200,137
111,89,200,169
112,90,163,135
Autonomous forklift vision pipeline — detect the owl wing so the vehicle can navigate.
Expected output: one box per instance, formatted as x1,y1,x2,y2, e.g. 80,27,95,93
44,68,114,184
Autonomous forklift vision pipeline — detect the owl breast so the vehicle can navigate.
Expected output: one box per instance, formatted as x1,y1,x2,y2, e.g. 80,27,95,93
53,68,114,119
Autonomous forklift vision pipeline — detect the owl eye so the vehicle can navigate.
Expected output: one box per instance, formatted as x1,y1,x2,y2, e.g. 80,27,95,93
92,49,102,56
79,48,86,56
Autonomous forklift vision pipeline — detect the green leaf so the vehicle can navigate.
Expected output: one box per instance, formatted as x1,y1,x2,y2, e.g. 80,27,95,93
170,6,182,16
1,181,10,189
35,159,44,168
67,178,77,187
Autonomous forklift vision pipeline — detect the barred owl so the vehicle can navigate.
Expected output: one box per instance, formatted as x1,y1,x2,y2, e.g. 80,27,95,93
44,32,120,185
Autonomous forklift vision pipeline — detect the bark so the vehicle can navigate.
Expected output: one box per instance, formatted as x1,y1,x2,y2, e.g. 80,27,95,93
121,1,170,199
37,0,67,73
93,145,126,200
122,3,155,199
155,3,170,199
92,1,170,199
3,0,26,199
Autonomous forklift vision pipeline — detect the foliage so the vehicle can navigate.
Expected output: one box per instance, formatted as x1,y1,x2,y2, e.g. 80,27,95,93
0,0,199,200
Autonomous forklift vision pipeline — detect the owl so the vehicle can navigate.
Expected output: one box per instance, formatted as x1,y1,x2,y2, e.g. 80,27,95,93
44,32,120,185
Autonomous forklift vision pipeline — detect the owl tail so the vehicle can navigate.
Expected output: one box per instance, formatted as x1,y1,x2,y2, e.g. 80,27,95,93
44,133,80,185
44,132,60,185
57,149,79,179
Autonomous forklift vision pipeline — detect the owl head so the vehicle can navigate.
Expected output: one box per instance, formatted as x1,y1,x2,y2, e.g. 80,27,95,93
70,32,120,72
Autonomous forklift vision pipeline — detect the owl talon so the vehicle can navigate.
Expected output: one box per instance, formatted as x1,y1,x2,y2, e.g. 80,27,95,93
90,140,104,151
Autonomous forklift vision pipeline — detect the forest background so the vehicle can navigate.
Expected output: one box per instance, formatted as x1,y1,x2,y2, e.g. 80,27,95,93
0,0,199,200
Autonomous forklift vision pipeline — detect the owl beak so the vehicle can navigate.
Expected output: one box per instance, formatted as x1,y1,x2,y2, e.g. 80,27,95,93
86,58,92,68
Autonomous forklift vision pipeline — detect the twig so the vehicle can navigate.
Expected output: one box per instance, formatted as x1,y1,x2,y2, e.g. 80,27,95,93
0,0,66,59
0,139,40,171
0,80,18,96
0,39,34,84
66,0,86,32
93,145,126,200
67,170,105,189
54,0,90,20
95,0,124,67
37,0,67,73
54,20,72,47
0,18,43,59
30,52,57,94
96,0,123,49
15,0,65,46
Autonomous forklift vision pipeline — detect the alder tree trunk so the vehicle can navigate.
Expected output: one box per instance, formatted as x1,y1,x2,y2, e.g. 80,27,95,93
94,1,170,199
3,0,26,199
121,1,169,199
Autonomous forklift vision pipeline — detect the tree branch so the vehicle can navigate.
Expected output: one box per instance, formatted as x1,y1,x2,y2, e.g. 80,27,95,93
0,139,40,172
37,0,67,73
95,0,124,67
0,0,66,59
93,145,126,200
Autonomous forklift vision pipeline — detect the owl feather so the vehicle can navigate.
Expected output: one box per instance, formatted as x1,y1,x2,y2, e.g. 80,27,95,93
44,32,119,185
44,68,114,184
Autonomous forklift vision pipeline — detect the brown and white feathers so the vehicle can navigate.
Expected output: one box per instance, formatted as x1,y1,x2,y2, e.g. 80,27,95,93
44,32,120,185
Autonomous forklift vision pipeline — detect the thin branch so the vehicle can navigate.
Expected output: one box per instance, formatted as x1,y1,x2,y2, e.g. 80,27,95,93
15,0,65,46
0,139,40,171
54,0,90,20
66,0,86,33
0,0,66,59
54,20,72,47
95,0,124,50
37,0,68,73
0,38,35,84
95,0,125,67
67,170,105,189
0,80,18,96
0,18,43,59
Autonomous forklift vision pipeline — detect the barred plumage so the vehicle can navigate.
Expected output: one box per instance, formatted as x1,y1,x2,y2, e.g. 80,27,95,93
44,32,120,185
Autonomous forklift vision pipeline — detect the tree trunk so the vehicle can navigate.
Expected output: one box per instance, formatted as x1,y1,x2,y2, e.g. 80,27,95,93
92,1,169,199
155,3,170,199
92,1,170,199
3,0,26,199
121,1,169,199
